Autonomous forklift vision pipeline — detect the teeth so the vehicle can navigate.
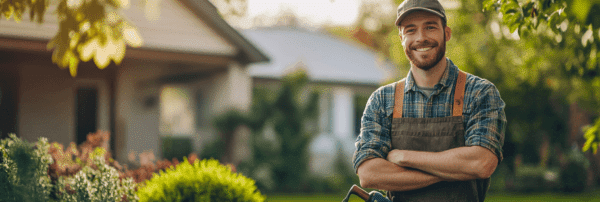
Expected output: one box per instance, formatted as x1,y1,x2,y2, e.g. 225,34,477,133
416,47,432,51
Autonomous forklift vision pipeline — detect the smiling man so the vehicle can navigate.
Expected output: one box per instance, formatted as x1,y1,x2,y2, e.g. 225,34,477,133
352,0,506,201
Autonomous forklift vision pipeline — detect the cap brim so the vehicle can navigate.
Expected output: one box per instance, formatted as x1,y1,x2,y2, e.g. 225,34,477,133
395,7,446,26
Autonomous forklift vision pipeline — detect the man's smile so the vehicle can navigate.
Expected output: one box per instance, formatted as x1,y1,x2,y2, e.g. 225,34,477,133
415,47,433,52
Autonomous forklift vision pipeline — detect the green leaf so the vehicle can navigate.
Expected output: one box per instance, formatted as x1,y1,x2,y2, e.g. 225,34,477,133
571,0,591,23
79,38,98,62
122,24,143,47
483,0,497,11
547,12,559,33
583,136,594,152
500,0,519,14
503,12,521,33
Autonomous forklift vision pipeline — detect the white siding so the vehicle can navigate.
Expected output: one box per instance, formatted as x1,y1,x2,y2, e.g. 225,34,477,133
17,63,110,147
0,0,237,55
115,61,163,162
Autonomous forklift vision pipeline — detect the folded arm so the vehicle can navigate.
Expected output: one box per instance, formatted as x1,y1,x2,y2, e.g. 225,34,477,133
354,86,444,191
357,158,444,191
387,83,506,181
387,146,498,181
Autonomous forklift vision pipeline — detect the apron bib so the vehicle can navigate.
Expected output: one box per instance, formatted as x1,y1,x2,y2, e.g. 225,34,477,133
387,71,490,202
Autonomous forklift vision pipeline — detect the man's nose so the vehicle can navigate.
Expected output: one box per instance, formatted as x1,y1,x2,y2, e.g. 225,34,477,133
415,29,427,43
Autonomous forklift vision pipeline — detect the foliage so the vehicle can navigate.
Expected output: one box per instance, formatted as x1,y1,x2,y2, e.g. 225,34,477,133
0,133,139,201
212,109,247,163
510,165,559,192
0,0,142,76
55,148,138,202
482,0,600,154
0,0,240,77
136,158,265,202
208,0,247,20
160,136,193,161
238,69,320,193
0,134,53,202
122,151,195,184
199,136,225,160
559,147,590,192
582,117,600,154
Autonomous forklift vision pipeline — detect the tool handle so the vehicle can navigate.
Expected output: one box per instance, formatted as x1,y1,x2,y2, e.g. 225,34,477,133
350,185,370,200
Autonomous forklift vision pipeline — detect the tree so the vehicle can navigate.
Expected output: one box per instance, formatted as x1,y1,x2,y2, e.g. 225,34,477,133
0,0,243,77
481,0,600,154
1,0,142,76
238,70,320,193
326,0,599,159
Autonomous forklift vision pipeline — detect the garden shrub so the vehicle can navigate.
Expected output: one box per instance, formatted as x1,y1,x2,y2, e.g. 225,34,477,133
136,158,265,202
559,148,589,193
0,134,53,202
1,133,139,202
55,148,138,202
161,136,193,162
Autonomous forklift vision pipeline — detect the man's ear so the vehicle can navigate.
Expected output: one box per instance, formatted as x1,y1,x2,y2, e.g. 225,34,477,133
445,26,452,41
398,27,403,41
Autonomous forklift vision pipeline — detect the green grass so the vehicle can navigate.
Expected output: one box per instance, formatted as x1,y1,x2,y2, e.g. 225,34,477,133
266,194,364,202
265,190,600,202
485,190,600,202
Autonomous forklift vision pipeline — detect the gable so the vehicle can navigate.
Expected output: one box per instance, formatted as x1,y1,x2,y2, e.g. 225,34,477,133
0,0,237,56
244,28,397,85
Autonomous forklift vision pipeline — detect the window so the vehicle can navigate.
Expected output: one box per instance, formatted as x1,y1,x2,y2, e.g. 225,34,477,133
75,88,98,145
159,86,195,136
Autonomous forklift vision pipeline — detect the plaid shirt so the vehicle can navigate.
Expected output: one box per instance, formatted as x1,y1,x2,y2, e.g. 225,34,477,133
353,58,506,172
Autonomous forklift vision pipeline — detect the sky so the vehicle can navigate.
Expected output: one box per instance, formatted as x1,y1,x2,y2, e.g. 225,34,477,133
224,0,459,29
246,0,362,26
224,0,364,29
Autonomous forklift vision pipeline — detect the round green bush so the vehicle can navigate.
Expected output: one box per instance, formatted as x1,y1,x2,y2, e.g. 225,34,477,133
559,161,587,192
136,159,265,202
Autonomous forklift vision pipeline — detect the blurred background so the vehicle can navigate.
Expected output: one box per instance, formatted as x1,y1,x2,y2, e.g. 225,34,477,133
1,0,600,201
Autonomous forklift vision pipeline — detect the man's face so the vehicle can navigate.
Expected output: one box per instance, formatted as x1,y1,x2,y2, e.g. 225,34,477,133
399,11,451,71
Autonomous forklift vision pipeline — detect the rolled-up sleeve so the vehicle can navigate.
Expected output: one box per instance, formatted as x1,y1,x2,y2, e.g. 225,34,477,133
352,87,393,173
464,83,506,163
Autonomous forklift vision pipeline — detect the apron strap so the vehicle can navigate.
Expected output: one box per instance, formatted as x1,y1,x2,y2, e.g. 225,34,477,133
452,71,467,117
393,71,468,118
393,79,406,118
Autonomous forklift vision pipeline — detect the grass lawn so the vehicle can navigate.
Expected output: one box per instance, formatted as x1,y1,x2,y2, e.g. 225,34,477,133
265,190,600,202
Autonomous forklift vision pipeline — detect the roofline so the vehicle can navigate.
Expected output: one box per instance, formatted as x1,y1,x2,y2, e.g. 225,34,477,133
178,0,270,65
251,75,384,87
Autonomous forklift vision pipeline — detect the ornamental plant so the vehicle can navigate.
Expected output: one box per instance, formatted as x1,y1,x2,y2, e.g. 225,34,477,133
136,158,265,202
1,133,138,201
0,134,53,202
54,148,138,202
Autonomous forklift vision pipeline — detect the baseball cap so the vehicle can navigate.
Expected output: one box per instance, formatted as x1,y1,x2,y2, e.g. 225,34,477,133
395,0,447,26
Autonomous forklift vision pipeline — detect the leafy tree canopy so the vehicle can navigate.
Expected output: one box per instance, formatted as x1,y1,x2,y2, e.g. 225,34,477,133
1,0,143,76
481,0,600,154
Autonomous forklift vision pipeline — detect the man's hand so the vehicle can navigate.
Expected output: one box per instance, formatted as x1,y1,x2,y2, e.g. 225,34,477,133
387,149,407,166
357,158,443,191
386,146,498,181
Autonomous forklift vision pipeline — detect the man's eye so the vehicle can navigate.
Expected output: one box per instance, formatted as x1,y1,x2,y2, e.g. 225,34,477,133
427,26,436,30
405,29,415,33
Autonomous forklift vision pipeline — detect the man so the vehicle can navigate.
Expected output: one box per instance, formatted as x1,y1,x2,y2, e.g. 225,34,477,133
352,0,506,201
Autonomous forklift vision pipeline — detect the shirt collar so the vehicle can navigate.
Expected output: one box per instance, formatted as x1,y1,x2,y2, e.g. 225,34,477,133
404,58,458,93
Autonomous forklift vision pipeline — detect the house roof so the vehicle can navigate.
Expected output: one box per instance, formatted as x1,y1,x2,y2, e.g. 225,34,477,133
0,0,269,65
166,0,270,64
242,27,397,85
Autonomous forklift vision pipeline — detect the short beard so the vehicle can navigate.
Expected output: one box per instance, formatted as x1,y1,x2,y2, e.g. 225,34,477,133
405,35,446,71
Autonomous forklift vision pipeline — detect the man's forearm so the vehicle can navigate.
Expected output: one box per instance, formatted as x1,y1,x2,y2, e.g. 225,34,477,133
357,158,444,191
388,146,498,181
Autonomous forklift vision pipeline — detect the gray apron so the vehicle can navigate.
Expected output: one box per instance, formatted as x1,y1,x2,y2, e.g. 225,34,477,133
387,71,490,202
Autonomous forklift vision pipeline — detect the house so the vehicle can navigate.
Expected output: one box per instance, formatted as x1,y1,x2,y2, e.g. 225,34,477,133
0,0,268,164
242,27,398,176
